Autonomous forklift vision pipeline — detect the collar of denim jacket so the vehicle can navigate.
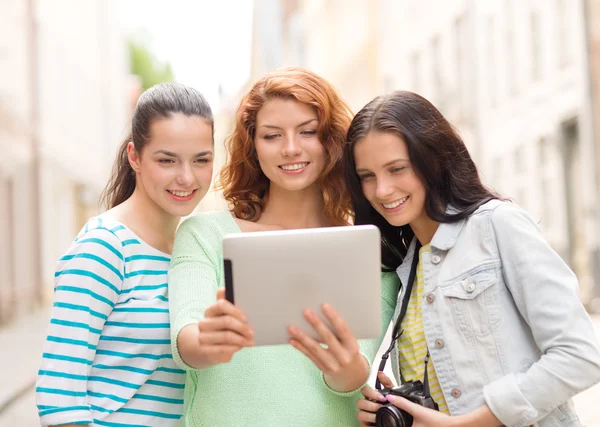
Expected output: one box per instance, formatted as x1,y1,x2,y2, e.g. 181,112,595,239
429,204,465,251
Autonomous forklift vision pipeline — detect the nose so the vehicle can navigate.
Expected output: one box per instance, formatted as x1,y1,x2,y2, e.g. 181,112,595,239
175,164,194,187
281,134,302,157
375,176,394,200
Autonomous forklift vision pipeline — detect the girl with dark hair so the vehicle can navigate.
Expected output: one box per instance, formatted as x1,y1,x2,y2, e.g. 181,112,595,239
36,82,214,427
346,91,600,427
168,67,400,426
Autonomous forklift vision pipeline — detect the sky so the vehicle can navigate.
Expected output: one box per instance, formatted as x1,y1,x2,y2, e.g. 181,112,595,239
117,0,254,112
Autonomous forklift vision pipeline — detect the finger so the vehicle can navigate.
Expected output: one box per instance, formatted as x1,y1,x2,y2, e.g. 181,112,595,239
199,316,254,340
377,371,395,389
288,326,340,373
289,338,330,373
361,385,387,402
303,309,351,364
216,288,226,300
198,330,255,347
385,395,424,417
321,304,358,349
356,398,382,413
357,408,378,425
204,299,248,323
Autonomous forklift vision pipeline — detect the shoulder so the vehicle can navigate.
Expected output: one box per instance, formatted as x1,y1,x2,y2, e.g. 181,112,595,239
173,210,237,259
58,217,127,271
464,200,545,248
178,210,236,234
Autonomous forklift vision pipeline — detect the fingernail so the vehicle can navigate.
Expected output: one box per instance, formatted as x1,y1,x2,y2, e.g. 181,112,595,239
385,395,396,403
377,394,386,402
304,310,315,320
289,326,298,335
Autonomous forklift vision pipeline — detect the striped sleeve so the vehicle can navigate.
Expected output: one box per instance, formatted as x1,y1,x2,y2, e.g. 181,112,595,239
36,226,124,427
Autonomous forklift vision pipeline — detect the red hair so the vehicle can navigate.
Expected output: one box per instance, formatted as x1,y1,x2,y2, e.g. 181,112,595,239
218,67,353,225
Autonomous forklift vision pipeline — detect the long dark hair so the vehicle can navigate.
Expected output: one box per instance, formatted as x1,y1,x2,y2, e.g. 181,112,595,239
100,82,214,209
344,91,499,269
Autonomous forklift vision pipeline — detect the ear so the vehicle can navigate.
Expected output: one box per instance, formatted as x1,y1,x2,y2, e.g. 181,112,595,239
127,141,141,173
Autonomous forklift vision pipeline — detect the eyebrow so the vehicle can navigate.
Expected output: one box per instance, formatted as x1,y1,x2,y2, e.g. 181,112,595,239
355,158,409,173
259,118,318,130
152,150,213,158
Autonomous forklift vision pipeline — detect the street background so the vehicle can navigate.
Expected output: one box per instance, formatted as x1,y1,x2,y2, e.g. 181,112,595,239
2,0,600,424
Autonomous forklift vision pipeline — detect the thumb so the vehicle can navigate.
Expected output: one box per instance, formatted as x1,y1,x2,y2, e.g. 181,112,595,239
385,395,424,417
377,371,395,389
216,288,226,300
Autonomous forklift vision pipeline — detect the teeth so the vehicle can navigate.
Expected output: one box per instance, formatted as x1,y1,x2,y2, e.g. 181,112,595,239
280,162,308,171
169,190,194,197
383,197,408,209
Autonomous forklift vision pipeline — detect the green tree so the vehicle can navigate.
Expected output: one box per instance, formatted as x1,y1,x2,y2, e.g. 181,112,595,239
128,31,174,90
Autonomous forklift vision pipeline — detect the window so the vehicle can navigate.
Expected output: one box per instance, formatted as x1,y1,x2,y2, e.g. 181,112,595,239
432,35,442,101
530,9,542,81
538,137,552,229
556,0,572,68
410,52,421,93
505,0,517,95
487,17,496,107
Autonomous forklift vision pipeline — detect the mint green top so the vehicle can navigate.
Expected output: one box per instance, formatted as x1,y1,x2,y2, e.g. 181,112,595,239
168,210,400,427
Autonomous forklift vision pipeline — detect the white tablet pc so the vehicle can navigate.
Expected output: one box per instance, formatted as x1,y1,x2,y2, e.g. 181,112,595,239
223,225,382,346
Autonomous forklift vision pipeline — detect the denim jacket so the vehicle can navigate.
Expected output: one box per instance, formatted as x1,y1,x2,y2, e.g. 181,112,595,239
390,200,600,427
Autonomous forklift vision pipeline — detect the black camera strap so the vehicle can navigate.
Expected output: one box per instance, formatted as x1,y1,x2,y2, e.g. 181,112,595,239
375,241,421,391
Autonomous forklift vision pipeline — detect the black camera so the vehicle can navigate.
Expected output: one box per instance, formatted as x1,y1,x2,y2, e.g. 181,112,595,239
375,380,439,427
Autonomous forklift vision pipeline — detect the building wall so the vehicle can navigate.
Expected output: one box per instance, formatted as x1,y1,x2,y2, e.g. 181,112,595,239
0,0,129,322
0,0,39,322
248,0,600,306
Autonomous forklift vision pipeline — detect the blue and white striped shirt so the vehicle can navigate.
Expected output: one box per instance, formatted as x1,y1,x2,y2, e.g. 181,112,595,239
36,216,185,426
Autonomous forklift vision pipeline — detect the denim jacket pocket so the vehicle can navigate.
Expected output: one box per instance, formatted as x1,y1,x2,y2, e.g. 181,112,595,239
441,267,501,336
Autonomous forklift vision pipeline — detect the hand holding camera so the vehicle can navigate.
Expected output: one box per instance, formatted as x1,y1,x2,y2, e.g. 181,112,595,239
358,372,450,427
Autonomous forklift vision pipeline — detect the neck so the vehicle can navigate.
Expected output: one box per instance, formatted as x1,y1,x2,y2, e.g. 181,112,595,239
108,187,180,253
410,215,440,246
258,183,330,229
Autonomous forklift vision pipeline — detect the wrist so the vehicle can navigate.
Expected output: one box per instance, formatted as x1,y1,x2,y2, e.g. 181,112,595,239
455,405,503,427
324,353,370,392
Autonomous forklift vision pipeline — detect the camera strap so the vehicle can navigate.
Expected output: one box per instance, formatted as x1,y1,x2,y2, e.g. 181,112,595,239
375,240,421,391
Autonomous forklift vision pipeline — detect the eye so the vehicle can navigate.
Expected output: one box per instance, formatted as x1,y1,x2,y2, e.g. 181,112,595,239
300,130,317,136
158,158,175,164
358,173,375,181
390,166,406,173
194,158,210,164
263,133,280,140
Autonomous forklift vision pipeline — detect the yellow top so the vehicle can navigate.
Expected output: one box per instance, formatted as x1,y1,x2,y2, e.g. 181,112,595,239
397,244,449,414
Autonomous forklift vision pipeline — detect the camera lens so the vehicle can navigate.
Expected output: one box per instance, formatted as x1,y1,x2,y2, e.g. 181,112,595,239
375,405,411,427
381,411,399,427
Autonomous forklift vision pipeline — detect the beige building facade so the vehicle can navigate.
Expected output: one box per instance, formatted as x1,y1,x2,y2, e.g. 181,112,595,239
249,0,600,308
0,0,129,324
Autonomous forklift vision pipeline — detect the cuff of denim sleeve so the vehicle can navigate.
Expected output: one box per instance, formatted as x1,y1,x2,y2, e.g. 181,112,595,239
483,373,539,427
320,352,370,397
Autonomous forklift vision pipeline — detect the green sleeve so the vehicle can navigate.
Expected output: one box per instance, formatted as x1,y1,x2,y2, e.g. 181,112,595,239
168,216,221,370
